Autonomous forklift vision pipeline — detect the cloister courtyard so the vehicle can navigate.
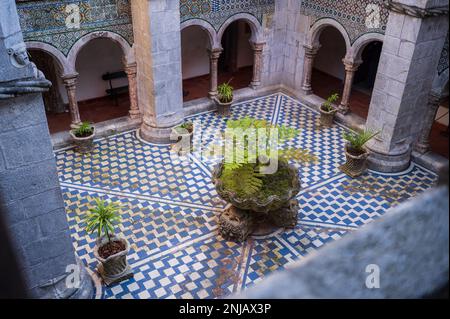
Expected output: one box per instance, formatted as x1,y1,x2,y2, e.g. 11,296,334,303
1,0,448,301
56,94,437,298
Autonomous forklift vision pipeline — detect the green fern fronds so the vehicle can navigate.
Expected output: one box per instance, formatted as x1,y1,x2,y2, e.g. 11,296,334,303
221,164,263,197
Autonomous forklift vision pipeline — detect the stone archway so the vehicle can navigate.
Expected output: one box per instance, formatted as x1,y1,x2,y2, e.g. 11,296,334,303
217,14,265,90
180,21,216,101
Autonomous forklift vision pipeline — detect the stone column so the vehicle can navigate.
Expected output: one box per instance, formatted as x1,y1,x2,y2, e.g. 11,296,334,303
301,45,320,95
414,92,442,154
124,62,140,119
0,0,93,298
208,48,222,99
61,74,81,128
365,0,449,173
250,42,265,89
131,0,183,143
339,59,361,114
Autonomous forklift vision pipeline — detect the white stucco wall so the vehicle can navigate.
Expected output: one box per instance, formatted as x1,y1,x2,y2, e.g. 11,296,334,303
314,27,346,80
181,26,210,80
58,38,128,103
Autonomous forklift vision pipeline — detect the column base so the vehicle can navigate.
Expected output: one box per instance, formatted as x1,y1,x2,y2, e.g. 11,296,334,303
338,104,349,114
301,86,313,95
139,121,181,144
208,91,217,99
70,122,82,129
414,142,430,155
129,110,142,120
367,146,412,173
36,258,95,299
250,81,261,89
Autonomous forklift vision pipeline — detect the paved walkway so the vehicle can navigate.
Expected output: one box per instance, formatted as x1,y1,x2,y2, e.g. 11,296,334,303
55,93,437,299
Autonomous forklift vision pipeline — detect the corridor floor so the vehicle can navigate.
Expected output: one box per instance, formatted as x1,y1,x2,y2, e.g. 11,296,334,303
55,93,437,299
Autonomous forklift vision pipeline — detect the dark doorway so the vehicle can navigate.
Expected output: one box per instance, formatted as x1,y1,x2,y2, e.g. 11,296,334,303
354,41,383,93
218,20,253,90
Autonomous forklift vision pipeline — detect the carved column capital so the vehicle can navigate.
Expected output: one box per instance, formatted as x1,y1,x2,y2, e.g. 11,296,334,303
343,59,362,72
250,42,265,52
62,73,78,88
124,63,137,76
208,48,223,59
303,45,321,57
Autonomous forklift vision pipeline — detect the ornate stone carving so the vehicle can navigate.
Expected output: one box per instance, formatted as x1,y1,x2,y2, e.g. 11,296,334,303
339,59,362,114
270,199,299,228
218,206,254,242
383,0,449,18
208,48,222,98
6,42,30,68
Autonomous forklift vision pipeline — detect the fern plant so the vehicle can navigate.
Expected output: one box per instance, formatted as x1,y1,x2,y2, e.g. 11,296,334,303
343,129,379,154
217,79,233,103
321,93,339,112
73,121,94,138
216,117,317,198
85,198,122,243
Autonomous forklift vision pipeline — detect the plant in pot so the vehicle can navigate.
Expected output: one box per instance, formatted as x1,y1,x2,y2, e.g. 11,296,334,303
339,129,379,178
171,121,194,155
70,121,95,153
215,79,233,116
320,93,339,127
85,198,133,286
211,117,317,241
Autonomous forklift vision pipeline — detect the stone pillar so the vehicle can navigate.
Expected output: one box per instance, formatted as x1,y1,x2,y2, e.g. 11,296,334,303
124,62,140,119
339,59,361,114
250,42,265,89
301,45,320,95
365,0,449,172
0,0,92,298
414,92,442,154
61,74,81,128
208,48,222,99
131,0,183,144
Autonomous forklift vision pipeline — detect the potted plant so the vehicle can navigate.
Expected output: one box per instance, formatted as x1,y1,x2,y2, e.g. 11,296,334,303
85,198,132,286
171,121,194,155
215,79,233,116
340,129,379,178
319,93,339,127
211,117,317,241
70,121,95,153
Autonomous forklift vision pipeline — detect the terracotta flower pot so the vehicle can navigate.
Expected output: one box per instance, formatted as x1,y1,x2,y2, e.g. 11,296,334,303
339,145,369,178
70,127,95,153
93,236,132,286
319,107,337,127
214,97,233,116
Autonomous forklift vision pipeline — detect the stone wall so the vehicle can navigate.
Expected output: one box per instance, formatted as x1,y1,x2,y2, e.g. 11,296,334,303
237,183,449,298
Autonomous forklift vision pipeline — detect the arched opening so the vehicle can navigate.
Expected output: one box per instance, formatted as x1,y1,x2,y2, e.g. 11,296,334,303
74,38,130,124
28,49,68,134
352,41,383,119
311,26,347,103
181,25,211,102
218,20,254,90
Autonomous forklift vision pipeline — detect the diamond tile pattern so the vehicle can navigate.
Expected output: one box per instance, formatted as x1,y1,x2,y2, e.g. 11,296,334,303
56,93,437,299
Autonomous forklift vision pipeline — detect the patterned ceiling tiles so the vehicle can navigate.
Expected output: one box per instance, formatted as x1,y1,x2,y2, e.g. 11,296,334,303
180,0,275,30
300,0,389,44
17,0,133,56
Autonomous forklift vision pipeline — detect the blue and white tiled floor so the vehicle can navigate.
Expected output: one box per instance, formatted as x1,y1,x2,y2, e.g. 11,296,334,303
55,93,437,299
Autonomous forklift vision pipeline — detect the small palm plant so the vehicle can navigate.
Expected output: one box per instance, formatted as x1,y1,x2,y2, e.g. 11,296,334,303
217,79,233,103
85,198,121,244
321,93,339,112
343,130,379,155
73,121,94,138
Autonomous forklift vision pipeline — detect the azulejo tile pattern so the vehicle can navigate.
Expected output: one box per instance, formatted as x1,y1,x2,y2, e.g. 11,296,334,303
180,0,275,30
56,93,437,299
17,0,133,55
300,0,389,43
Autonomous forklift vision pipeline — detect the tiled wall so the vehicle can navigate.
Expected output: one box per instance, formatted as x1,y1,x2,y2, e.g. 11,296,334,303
17,0,133,55
300,0,389,43
180,0,275,30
